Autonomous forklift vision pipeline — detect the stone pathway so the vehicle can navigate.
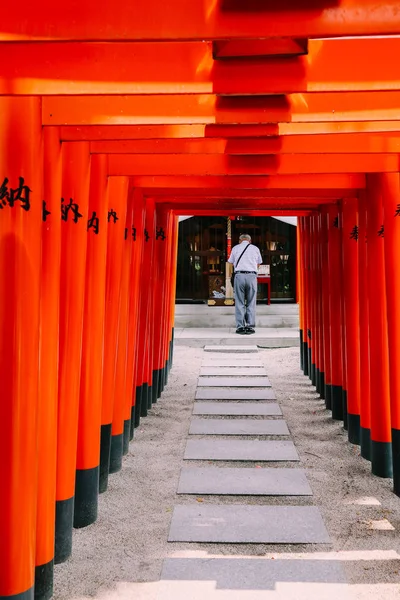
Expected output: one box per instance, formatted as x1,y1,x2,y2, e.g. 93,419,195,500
196,388,277,400
174,328,300,348
200,366,268,376
158,346,353,599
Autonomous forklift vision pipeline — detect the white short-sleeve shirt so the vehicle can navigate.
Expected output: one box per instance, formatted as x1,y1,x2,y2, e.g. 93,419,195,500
228,241,262,272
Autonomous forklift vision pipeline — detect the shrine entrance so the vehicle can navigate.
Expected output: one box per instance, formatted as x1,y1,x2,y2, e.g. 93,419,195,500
176,216,297,303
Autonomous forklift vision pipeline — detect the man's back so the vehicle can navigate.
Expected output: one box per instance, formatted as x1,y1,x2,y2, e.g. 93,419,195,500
228,241,262,272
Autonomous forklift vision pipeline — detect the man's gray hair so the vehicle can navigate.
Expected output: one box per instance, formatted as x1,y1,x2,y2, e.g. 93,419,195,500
239,234,251,242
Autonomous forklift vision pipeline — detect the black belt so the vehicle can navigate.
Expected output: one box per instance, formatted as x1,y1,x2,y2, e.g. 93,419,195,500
235,271,257,274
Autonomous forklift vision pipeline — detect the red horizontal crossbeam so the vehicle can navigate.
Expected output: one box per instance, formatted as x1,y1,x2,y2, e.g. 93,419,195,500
91,133,400,155
154,198,332,210
213,38,308,58
2,1,400,41
43,92,400,126
108,153,399,176
226,133,400,155
91,139,229,154
169,208,313,217
4,38,400,95
279,121,400,135
60,122,400,141
142,188,348,199
61,125,212,141
131,174,365,189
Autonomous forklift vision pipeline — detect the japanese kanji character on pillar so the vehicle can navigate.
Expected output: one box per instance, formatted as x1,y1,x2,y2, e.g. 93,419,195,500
87,211,100,234
0,177,10,208
42,201,51,222
350,225,359,241
61,198,83,223
108,209,119,223
156,227,166,241
10,177,31,211
0,176,31,211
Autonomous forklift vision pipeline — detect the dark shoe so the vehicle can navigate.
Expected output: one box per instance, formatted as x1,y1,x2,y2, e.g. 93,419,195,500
236,327,247,335
245,327,255,334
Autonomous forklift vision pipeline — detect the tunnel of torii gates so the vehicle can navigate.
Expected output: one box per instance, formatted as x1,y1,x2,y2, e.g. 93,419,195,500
5,1,400,599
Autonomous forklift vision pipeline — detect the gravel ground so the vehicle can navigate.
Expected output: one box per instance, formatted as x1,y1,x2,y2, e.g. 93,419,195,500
53,346,400,600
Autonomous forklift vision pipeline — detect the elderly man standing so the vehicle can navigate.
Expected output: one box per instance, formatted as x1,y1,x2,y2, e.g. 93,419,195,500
228,234,263,335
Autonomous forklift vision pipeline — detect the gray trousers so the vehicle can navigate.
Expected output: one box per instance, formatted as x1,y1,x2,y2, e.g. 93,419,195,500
234,273,257,328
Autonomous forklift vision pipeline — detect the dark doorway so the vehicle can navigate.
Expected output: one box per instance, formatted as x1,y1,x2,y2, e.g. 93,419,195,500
176,216,296,302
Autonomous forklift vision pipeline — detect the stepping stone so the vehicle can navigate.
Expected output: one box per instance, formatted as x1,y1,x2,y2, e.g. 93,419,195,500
168,505,330,543
202,363,264,369
198,377,271,388
184,439,299,461
177,467,312,496
204,346,258,353
160,557,350,599
189,418,289,436
202,358,263,367
200,367,267,376
196,388,276,401
193,402,282,416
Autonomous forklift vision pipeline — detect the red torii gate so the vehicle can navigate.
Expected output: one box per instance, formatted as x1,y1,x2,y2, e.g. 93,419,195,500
2,2,400,599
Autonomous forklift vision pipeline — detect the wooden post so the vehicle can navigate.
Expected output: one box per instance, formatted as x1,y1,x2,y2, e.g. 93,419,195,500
151,208,170,403
315,212,325,398
110,191,133,473
135,198,156,417
327,205,344,420
35,126,62,600
299,217,309,376
99,176,128,492
127,189,145,440
340,197,361,444
145,201,157,408
131,191,146,429
381,172,400,492
0,97,42,600
320,208,332,409
366,174,392,478
167,216,180,375
55,142,91,563
338,204,348,429
309,215,317,387
74,154,109,526
298,218,304,371
358,191,372,460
